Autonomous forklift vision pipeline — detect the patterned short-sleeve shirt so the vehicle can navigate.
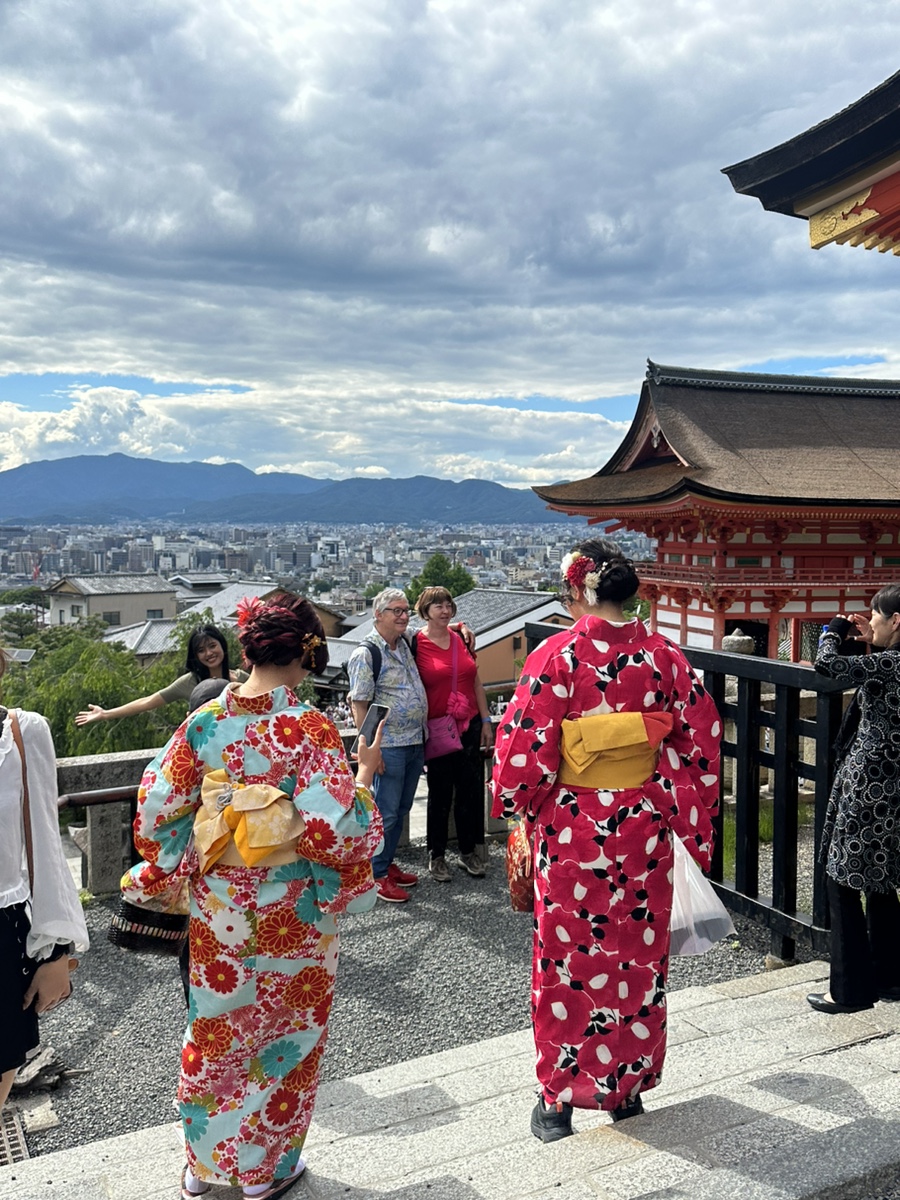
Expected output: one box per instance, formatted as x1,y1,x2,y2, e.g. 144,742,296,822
347,631,427,748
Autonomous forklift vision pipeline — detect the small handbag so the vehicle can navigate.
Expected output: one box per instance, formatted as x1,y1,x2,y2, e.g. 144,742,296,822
8,709,80,992
424,635,465,761
108,896,189,955
505,819,534,913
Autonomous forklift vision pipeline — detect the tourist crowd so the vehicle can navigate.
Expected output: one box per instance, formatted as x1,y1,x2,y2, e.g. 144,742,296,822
5,546,898,1194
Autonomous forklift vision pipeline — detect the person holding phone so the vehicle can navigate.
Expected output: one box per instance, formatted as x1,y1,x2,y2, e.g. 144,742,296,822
347,589,427,903
808,587,900,1014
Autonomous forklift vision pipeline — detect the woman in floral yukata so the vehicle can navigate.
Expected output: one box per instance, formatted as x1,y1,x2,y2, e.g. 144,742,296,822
491,538,720,1141
120,593,384,1200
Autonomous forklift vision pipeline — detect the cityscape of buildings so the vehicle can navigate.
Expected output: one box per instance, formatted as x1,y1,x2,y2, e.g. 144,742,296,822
0,520,654,616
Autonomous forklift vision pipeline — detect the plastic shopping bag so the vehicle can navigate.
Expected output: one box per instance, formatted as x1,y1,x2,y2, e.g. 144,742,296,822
670,834,735,955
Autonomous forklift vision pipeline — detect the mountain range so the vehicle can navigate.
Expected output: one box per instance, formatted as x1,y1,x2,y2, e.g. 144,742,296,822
0,454,568,524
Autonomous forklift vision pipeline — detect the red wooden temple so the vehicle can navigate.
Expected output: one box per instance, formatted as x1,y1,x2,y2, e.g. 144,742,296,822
534,362,900,660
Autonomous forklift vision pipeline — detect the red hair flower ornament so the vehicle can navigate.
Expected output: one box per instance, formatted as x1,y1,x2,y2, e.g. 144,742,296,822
561,552,605,607
236,595,265,628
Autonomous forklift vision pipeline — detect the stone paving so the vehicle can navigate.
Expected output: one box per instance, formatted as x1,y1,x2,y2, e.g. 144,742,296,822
4,960,900,1200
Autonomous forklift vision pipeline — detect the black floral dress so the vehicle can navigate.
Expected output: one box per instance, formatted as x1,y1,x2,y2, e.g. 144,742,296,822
816,632,900,892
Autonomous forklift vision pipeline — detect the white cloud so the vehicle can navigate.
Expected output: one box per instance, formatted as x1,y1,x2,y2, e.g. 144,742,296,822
0,1,899,486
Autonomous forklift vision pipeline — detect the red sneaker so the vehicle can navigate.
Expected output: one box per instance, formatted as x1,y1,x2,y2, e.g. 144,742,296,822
376,877,410,903
388,863,418,888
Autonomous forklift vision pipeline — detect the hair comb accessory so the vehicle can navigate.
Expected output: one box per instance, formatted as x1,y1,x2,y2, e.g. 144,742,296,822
236,595,265,627
301,633,324,651
561,552,611,607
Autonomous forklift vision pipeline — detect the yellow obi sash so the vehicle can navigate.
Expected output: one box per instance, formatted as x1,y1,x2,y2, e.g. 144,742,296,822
193,770,306,872
558,711,674,790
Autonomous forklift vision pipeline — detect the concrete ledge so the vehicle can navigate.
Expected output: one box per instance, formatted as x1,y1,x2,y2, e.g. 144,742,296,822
6,972,900,1200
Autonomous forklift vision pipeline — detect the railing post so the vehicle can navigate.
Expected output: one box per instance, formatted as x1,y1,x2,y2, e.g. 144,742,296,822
812,690,844,937
734,676,761,898
770,685,800,961
705,668,727,883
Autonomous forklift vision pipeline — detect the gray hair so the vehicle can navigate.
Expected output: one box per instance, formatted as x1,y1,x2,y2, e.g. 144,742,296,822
372,588,408,616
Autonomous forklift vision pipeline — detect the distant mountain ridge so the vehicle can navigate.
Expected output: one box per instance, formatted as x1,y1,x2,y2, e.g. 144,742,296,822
0,454,564,524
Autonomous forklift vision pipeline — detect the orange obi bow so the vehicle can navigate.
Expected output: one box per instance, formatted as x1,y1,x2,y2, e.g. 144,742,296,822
192,770,306,873
558,711,675,790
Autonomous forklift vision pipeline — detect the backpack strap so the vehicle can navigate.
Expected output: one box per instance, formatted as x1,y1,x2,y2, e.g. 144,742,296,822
365,641,382,682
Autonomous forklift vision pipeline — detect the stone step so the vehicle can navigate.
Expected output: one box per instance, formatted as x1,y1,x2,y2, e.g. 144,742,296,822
3,960,899,1200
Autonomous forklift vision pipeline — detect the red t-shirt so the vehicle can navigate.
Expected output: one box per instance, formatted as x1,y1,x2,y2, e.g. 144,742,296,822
414,631,478,721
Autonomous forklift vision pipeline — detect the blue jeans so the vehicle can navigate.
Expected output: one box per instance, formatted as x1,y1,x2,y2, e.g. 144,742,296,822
372,744,425,879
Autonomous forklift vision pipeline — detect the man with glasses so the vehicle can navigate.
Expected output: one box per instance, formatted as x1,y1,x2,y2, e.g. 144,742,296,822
348,588,428,902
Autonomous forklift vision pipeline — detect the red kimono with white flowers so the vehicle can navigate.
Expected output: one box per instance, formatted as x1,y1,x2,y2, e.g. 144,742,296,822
491,615,720,1111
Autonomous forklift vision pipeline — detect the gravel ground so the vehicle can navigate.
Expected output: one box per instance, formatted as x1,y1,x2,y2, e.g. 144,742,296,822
23,835,810,1160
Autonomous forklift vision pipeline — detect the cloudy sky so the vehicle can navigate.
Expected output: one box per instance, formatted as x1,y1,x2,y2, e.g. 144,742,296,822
2,0,900,487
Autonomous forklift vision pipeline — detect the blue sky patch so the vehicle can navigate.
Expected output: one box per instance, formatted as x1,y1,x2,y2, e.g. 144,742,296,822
0,373,250,413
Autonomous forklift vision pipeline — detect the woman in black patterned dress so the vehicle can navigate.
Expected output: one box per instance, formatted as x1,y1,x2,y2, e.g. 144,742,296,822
808,584,900,1013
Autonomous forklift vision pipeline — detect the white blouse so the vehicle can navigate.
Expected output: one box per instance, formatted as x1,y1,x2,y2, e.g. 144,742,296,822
0,709,90,959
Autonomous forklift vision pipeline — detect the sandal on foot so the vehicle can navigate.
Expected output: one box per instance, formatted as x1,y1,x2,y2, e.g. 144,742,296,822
242,1160,307,1200
181,1165,211,1199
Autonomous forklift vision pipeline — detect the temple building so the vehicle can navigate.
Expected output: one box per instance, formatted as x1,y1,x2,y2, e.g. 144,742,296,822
722,70,900,256
534,361,900,659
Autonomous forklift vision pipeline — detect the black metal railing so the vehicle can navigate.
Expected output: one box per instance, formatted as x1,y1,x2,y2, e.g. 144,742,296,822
524,622,848,961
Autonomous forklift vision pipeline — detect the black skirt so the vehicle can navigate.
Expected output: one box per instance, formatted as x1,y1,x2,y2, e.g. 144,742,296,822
0,902,40,1074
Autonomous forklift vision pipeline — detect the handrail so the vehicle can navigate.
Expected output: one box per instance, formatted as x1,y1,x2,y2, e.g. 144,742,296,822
634,561,900,588
58,786,139,810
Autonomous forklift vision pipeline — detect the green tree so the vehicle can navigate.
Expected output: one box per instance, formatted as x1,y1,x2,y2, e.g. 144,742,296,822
0,586,47,608
0,608,41,643
1,619,172,755
406,554,474,604
624,595,650,621
0,608,246,756
364,581,387,599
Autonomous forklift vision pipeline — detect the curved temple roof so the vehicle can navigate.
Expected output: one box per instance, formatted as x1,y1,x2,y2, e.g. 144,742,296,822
534,361,900,512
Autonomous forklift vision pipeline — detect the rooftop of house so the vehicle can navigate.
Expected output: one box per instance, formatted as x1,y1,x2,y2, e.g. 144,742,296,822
179,581,279,622
47,573,176,596
103,618,180,656
534,361,900,512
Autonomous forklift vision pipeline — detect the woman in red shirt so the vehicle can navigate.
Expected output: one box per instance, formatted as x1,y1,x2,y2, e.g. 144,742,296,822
413,587,494,881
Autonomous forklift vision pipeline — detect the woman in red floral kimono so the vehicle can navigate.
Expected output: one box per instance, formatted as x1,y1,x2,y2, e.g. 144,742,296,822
121,594,384,1200
491,539,720,1141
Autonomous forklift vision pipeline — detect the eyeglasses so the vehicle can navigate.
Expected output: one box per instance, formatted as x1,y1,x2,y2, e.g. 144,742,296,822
382,606,410,616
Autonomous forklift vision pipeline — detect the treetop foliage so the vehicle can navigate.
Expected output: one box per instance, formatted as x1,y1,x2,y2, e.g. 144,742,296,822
405,553,474,605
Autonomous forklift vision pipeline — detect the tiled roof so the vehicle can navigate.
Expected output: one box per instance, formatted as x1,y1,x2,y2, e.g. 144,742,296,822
446,589,563,633
180,582,280,622
50,573,176,596
103,618,180,655
535,362,900,509
324,637,360,667
169,573,230,588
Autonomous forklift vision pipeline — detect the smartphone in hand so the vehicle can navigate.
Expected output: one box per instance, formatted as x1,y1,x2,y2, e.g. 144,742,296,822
351,704,390,756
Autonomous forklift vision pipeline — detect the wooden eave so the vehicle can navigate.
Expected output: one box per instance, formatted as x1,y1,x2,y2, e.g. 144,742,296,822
538,478,900,521
722,71,900,255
